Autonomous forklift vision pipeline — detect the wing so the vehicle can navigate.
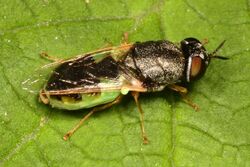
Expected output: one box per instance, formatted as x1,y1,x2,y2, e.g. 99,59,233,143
23,44,147,95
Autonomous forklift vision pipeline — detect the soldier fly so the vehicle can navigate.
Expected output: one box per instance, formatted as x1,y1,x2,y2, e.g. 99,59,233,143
23,36,228,144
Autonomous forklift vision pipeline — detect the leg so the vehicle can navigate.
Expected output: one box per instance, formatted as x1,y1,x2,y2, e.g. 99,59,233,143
122,32,129,44
202,38,209,45
39,90,49,104
131,92,149,144
168,84,187,94
180,92,199,111
40,52,63,62
168,84,199,111
63,95,123,141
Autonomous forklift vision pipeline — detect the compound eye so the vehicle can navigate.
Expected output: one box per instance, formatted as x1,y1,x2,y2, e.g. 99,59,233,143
191,56,203,77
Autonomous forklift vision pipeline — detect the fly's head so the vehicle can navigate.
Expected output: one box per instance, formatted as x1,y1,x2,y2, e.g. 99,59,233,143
181,37,228,82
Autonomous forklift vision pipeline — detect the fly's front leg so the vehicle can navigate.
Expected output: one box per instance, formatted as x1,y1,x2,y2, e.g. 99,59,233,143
63,95,123,141
131,92,149,144
40,52,63,62
168,84,199,111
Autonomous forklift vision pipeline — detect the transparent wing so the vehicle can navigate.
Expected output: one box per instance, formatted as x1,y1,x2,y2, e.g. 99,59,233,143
40,75,146,95
22,63,58,94
22,44,146,95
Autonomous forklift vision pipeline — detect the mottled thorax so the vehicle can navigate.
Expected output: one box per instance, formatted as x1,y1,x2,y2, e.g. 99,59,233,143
123,40,185,91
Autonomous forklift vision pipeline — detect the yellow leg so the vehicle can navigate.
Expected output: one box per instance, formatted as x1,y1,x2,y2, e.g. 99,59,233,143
168,84,199,111
168,84,188,94
39,90,49,104
40,52,63,62
180,93,199,111
201,38,209,45
122,32,129,44
63,95,123,141
131,92,149,144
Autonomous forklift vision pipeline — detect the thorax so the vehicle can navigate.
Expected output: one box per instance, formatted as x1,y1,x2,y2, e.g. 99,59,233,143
123,40,185,91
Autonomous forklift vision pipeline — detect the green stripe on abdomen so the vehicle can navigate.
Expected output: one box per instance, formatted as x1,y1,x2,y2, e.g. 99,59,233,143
49,91,121,110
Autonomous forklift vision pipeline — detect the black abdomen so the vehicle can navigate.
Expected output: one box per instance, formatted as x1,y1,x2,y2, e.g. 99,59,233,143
46,55,119,91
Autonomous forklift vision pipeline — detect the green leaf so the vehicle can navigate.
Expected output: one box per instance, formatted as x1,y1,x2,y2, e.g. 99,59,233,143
0,0,249,166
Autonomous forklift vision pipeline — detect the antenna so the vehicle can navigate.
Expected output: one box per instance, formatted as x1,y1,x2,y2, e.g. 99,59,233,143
209,40,229,60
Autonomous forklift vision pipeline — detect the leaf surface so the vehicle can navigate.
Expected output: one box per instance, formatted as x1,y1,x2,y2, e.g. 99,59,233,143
0,0,249,166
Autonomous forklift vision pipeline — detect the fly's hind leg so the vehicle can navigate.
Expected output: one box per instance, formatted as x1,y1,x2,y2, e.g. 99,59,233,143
40,52,63,62
63,95,123,141
39,90,49,104
201,38,209,45
168,84,199,111
131,92,149,144
122,32,129,44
